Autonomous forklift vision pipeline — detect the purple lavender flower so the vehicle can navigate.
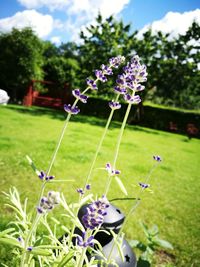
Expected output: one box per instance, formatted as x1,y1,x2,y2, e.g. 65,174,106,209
109,100,121,110
37,191,60,214
38,171,54,181
77,232,94,248
95,70,107,82
136,84,145,92
82,196,109,230
115,55,147,94
27,246,33,251
105,163,121,176
64,104,80,115
72,89,88,103
101,64,113,75
86,184,91,190
153,155,162,162
38,171,46,180
109,55,125,68
86,78,98,90
124,94,141,104
77,188,84,195
116,74,127,86
114,86,127,95
139,182,150,189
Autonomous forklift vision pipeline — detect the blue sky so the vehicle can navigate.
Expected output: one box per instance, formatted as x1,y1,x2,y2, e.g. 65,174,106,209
0,0,199,44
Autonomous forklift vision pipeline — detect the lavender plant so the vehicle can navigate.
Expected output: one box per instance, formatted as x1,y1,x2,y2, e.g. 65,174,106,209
0,55,163,267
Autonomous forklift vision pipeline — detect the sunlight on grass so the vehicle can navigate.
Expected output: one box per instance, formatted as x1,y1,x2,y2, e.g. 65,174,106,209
0,104,200,266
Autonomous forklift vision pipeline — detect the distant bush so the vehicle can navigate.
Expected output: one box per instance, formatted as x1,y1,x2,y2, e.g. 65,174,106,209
79,97,200,138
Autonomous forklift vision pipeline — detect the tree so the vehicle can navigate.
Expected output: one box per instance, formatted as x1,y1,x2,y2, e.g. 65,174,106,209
0,27,44,100
43,41,80,97
133,21,200,109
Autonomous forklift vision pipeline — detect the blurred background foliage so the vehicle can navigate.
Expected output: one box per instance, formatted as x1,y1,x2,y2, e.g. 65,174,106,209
0,14,199,109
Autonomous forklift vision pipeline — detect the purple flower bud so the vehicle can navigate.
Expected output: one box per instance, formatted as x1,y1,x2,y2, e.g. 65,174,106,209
45,175,54,181
86,78,98,90
27,246,33,251
95,70,107,82
109,100,121,110
17,237,23,242
136,84,145,91
77,188,84,195
109,55,125,68
139,182,150,189
114,86,127,95
64,104,80,115
124,94,141,104
86,184,91,190
77,233,94,247
153,155,162,162
105,162,121,176
101,64,113,75
72,89,88,103
38,171,45,180
37,207,44,214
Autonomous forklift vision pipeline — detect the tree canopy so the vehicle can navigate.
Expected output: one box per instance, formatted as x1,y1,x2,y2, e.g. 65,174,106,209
0,17,199,109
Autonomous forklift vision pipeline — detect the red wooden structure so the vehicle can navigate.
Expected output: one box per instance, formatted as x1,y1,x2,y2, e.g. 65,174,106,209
23,80,70,108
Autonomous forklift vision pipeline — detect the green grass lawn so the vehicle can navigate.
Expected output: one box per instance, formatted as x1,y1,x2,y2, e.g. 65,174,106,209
0,104,200,266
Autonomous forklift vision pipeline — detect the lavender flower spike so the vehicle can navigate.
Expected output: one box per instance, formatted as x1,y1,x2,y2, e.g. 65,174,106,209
64,104,80,115
109,100,121,110
82,196,109,230
72,89,88,103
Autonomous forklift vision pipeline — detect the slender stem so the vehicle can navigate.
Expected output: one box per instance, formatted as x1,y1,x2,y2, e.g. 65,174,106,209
20,214,41,267
83,94,120,189
104,91,135,196
118,163,159,236
76,247,87,267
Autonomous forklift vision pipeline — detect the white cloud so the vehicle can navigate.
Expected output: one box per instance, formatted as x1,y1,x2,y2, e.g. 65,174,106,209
18,0,130,41
18,0,70,11
50,36,61,45
18,0,130,16
138,9,200,38
0,10,54,38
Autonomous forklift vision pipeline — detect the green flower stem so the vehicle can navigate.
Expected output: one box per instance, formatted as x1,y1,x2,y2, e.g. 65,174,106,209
104,91,136,196
20,214,42,267
83,94,120,189
114,163,159,244
76,247,87,267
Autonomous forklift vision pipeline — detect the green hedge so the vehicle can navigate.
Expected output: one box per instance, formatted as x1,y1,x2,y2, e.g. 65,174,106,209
79,97,200,138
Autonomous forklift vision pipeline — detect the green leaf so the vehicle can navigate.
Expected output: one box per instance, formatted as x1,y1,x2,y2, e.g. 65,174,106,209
114,176,128,195
57,251,74,267
154,238,173,249
0,237,22,248
28,247,52,256
29,258,35,267
26,155,40,176
128,239,140,248
0,228,16,237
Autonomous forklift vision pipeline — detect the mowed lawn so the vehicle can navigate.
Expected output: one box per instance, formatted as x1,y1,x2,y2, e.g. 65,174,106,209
0,104,200,266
